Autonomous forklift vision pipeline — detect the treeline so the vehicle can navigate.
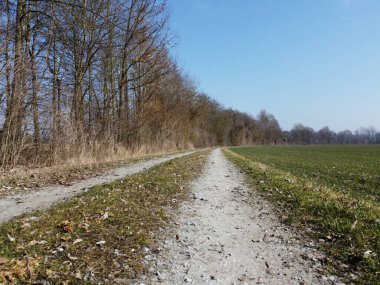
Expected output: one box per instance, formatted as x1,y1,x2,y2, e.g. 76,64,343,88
0,0,282,167
284,124,380,145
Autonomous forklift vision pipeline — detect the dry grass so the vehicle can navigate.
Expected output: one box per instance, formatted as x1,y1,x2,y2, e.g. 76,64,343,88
0,150,208,284
0,147,195,198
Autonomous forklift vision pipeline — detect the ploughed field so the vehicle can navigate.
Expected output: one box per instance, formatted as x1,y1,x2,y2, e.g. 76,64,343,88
226,145,380,284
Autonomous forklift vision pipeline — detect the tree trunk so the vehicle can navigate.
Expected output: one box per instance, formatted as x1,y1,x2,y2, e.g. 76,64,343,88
29,7,41,156
1,0,28,166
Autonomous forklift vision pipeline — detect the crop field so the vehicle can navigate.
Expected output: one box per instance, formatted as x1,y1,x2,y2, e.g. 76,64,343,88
232,145,380,202
225,145,380,283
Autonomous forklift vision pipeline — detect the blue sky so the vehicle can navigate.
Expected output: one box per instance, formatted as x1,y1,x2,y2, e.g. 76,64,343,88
168,0,380,131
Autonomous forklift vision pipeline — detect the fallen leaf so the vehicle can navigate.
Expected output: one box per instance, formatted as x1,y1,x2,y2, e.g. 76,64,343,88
7,234,15,242
68,253,78,261
96,241,106,247
45,269,54,277
73,239,83,245
21,222,31,228
75,271,83,280
28,240,38,246
100,212,109,220
61,236,71,242
0,257,9,265
364,250,376,258
79,222,89,230
28,240,47,246
60,220,73,233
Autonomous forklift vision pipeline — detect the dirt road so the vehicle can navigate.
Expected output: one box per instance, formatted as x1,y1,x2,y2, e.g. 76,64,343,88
0,151,195,224
140,149,343,285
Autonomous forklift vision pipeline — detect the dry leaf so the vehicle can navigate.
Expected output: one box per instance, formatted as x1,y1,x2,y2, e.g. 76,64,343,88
100,212,109,220
73,238,83,245
7,234,15,242
75,271,83,280
61,236,71,242
60,220,73,233
68,253,78,261
0,257,9,265
45,269,55,277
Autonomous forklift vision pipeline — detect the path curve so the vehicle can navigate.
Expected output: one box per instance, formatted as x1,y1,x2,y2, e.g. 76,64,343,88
141,149,343,285
0,151,196,224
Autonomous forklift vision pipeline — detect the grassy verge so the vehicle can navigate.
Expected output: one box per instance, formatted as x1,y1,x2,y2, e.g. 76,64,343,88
0,150,208,284
224,148,380,284
0,150,193,198
228,145,380,202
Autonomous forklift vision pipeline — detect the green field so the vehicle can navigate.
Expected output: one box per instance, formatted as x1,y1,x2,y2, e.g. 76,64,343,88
232,145,380,201
225,145,380,284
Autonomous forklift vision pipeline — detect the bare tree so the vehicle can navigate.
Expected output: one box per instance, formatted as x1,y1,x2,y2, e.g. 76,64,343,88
0,0,286,168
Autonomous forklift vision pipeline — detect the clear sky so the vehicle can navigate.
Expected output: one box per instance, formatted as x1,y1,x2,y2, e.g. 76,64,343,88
168,0,380,132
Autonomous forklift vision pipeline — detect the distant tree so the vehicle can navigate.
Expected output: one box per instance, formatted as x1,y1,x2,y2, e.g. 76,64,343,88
290,124,315,144
357,127,371,144
257,110,282,144
368,126,377,143
337,130,353,144
285,125,378,145
318,127,335,144
281,130,290,144
375,132,380,144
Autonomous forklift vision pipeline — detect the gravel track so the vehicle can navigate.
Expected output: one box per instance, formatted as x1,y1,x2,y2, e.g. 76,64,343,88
140,149,344,285
0,151,196,224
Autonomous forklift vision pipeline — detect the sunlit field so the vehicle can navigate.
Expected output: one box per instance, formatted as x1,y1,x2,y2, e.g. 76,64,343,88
226,145,380,283
232,145,380,201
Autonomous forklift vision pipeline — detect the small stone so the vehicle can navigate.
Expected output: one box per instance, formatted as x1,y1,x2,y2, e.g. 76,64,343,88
142,247,150,253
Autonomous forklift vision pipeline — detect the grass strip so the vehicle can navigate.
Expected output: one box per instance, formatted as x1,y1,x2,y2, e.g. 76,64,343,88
0,150,208,284
229,145,380,202
0,150,191,198
224,148,380,285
